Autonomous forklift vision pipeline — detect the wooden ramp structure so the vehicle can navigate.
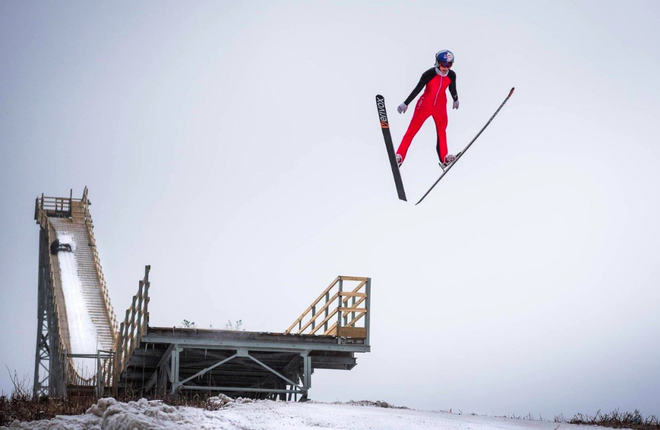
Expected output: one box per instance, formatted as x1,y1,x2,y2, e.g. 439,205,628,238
34,189,371,401
115,270,370,400
33,188,117,398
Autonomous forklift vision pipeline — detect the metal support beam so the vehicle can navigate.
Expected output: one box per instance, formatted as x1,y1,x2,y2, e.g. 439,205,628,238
33,229,50,399
178,353,238,386
303,353,311,391
144,344,175,392
182,386,304,394
365,277,371,347
140,335,369,353
167,346,312,400
245,354,300,388
170,345,181,395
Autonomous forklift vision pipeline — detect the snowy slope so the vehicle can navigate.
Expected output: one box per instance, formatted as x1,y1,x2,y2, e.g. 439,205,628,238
1,397,626,430
55,232,99,378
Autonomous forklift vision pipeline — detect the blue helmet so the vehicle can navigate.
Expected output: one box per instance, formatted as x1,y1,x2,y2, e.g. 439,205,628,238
435,50,454,68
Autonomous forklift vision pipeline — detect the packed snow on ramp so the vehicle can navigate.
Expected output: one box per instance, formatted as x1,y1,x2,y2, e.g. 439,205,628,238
1,397,626,430
55,232,99,378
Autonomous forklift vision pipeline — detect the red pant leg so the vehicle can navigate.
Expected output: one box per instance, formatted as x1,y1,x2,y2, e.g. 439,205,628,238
432,108,448,163
396,99,431,162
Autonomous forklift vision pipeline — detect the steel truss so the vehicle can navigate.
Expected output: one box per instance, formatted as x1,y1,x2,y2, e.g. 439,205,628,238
33,228,66,398
147,345,314,401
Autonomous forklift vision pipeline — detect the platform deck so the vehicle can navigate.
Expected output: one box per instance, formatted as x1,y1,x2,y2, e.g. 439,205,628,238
119,326,369,399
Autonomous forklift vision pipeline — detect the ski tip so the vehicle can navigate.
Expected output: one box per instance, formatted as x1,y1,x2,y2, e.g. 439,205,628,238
509,87,515,96
415,195,427,205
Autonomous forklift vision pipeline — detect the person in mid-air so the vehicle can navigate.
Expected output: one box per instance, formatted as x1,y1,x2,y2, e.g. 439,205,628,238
395,50,460,170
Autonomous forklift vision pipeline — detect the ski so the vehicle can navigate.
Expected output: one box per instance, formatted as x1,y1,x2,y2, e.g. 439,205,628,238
376,95,407,201
415,87,516,205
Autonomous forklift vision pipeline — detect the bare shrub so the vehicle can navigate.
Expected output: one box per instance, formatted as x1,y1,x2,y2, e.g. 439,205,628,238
555,409,660,430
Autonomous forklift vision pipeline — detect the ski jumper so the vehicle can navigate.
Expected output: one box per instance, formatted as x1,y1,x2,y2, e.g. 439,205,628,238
396,68,458,163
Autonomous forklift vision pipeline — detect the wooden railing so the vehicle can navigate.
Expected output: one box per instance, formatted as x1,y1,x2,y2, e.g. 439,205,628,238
38,194,72,216
284,276,371,341
80,187,119,335
114,265,151,390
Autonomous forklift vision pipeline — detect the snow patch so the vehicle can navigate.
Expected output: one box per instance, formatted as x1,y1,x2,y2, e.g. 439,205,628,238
1,397,624,430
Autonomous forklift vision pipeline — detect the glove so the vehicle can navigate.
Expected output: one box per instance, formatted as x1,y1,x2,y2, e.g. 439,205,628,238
397,103,408,114
452,99,460,109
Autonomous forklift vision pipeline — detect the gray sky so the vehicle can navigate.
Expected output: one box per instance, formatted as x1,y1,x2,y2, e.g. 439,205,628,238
1,0,659,419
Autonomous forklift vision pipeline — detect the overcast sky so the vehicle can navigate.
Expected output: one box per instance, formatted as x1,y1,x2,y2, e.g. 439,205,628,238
1,0,659,420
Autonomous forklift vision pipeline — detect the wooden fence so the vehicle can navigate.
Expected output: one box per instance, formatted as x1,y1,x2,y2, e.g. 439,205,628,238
114,265,151,394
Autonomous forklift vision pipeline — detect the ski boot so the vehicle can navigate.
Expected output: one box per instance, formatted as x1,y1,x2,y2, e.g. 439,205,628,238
439,152,462,170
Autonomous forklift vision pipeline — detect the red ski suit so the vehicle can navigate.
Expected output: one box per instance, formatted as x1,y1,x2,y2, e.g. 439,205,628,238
397,68,458,163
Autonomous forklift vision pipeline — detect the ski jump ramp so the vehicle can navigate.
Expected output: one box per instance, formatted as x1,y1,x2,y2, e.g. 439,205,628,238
33,189,371,400
33,188,117,398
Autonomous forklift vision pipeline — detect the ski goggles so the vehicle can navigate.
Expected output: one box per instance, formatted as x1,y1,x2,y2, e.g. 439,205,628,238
438,62,453,68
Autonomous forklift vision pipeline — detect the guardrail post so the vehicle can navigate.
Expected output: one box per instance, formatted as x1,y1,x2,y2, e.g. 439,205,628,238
121,310,130,368
142,266,150,335
311,305,316,331
351,294,356,325
324,291,330,332
96,350,102,398
337,278,343,342
114,322,124,395
365,278,371,347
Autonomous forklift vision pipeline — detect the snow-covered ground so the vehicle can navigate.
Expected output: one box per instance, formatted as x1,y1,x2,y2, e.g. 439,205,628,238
56,232,99,378
1,397,626,430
